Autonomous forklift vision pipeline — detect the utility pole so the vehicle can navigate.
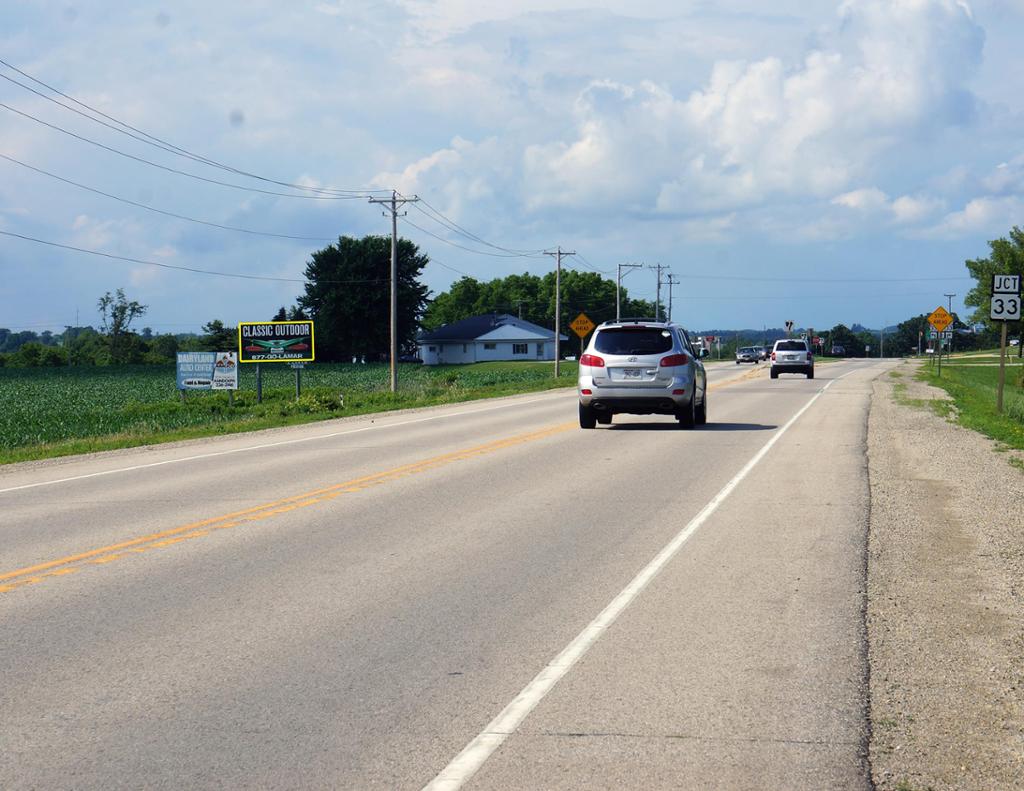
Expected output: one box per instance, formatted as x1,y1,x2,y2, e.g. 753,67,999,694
544,246,575,377
944,293,956,358
666,274,680,321
616,262,643,320
650,264,667,321
368,190,419,393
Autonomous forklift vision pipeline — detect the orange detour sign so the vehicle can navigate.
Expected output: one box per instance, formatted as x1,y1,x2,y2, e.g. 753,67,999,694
927,306,953,333
570,313,596,338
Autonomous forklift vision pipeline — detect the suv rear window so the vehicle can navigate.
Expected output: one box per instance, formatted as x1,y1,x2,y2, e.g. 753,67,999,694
594,327,673,355
775,340,808,351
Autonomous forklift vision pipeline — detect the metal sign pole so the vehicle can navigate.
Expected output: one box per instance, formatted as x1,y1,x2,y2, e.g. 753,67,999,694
256,363,262,404
295,367,301,401
998,322,1008,414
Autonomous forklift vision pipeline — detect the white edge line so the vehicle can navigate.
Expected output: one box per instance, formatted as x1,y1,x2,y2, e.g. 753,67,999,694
422,378,839,791
0,392,572,495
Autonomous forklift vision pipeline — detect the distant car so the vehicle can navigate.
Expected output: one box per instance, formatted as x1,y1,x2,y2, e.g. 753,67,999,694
577,319,708,429
754,346,769,361
398,354,423,364
735,346,758,364
771,339,814,379
831,344,846,357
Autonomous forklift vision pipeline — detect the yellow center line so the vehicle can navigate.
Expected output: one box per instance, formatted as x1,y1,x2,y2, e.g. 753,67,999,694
0,421,575,593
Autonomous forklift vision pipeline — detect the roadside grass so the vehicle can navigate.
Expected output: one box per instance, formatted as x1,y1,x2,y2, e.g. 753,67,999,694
0,361,576,464
916,361,1024,452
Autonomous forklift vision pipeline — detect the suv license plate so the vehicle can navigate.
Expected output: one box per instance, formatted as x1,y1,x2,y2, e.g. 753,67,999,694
623,368,642,378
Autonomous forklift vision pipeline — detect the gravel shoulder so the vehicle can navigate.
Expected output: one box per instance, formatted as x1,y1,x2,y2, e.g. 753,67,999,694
867,362,1024,790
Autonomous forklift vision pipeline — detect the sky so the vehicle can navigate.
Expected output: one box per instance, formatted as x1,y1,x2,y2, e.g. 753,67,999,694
2,0,1024,335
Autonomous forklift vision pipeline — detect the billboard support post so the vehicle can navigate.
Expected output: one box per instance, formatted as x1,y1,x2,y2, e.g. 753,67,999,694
256,364,262,404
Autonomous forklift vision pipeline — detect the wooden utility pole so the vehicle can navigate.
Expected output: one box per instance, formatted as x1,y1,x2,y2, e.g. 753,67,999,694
544,246,575,377
369,191,419,393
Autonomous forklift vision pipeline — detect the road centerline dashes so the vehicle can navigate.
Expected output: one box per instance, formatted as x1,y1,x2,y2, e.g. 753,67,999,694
0,421,575,595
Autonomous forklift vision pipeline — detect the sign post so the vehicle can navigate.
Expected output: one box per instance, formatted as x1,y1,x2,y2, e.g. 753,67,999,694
238,321,315,404
928,306,953,377
991,274,1021,413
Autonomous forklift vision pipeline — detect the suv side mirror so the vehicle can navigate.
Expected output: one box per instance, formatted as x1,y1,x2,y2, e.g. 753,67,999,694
699,348,709,359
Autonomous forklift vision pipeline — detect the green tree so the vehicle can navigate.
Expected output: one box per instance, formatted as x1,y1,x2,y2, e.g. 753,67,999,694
297,235,429,361
272,307,287,321
97,289,147,364
423,270,656,336
965,226,1024,355
199,320,235,351
827,324,865,357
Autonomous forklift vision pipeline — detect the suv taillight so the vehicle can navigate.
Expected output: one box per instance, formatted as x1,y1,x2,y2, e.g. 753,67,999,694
659,353,689,367
579,353,605,368
771,352,776,361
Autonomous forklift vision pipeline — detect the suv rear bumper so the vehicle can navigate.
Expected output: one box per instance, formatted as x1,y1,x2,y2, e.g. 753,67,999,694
771,364,813,375
578,378,695,414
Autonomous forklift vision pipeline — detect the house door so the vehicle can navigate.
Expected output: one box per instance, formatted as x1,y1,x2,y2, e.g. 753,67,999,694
536,343,544,358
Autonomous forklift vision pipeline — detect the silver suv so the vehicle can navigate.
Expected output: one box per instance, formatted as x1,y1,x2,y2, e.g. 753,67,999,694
578,319,707,428
770,339,814,379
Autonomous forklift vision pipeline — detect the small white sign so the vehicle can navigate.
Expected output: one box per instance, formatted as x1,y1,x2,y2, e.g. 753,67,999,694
993,274,1020,294
991,293,1022,322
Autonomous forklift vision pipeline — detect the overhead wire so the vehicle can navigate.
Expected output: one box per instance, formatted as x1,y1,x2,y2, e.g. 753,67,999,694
406,197,547,257
0,153,338,242
0,58,388,197
0,102,369,200
0,229,387,285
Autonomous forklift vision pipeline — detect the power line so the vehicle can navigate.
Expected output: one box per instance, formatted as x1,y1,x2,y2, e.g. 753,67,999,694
0,101,371,201
0,58,388,197
409,197,547,257
402,216,543,258
0,153,338,242
0,229,387,285
677,273,971,283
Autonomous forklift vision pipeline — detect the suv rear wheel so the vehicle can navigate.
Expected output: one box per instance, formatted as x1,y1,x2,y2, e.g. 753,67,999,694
676,395,696,429
696,392,707,425
579,403,597,429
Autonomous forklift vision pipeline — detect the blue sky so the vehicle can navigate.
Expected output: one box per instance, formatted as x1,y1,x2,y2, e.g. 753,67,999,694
2,0,1023,334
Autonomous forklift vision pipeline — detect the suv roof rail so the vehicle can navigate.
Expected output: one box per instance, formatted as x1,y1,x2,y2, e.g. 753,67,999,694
600,317,661,326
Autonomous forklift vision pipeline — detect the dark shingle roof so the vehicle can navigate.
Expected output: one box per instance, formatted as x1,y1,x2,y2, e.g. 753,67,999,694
418,313,567,342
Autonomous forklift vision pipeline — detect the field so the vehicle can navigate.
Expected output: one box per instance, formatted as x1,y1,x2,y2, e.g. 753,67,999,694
918,352,1024,452
0,361,577,464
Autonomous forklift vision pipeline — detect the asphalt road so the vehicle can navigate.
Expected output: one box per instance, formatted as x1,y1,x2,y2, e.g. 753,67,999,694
0,359,892,789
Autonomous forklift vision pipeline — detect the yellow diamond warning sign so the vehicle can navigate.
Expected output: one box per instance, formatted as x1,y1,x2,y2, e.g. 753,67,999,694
927,306,953,333
569,313,595,338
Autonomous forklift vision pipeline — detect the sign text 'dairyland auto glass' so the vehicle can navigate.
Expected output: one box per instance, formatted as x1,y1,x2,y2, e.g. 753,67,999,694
237,321,315,363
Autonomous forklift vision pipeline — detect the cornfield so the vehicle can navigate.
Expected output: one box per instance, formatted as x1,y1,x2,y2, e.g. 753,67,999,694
0,362,576,454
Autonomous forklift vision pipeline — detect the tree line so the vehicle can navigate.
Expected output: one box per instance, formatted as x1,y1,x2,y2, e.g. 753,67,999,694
3,226,1020,368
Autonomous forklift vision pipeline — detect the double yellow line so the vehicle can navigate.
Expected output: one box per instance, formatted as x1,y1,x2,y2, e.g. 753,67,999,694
0,421,575,595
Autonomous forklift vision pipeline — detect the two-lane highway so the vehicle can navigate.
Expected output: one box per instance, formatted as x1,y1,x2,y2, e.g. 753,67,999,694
1,359,891,789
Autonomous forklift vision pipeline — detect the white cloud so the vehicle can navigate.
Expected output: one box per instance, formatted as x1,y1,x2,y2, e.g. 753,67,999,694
890,194,945,223
386,0,985,226
832,188,890,212
921,195,1024,237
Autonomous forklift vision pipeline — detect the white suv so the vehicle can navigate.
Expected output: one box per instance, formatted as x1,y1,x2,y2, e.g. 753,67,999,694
770,339,814,379
577,319,708,428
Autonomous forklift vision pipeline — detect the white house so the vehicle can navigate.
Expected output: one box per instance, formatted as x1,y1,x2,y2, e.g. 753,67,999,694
417,314,569,365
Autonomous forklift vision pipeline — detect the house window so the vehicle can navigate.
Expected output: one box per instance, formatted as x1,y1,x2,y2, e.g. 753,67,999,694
483,343,496,350
428,346,436,352
463,344,468,353
513,343,528,355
